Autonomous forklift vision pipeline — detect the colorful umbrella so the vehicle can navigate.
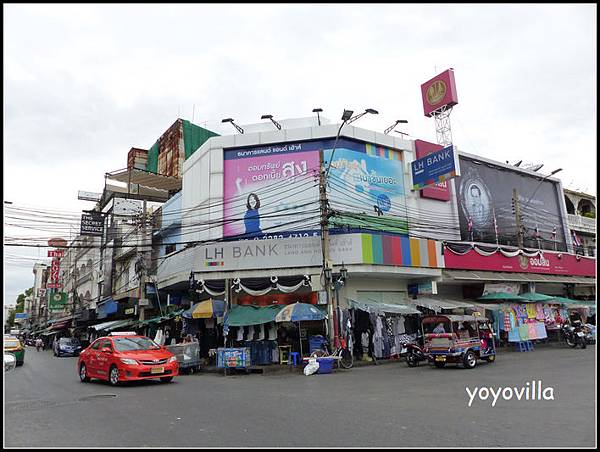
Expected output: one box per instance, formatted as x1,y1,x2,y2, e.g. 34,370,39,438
183,299,225,319
518,293,557,302
274,303,326,323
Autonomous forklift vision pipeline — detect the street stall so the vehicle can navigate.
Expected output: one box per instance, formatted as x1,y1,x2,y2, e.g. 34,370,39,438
274,302,327,362
344,299,421,362
224,305,282,367
182,299,225,364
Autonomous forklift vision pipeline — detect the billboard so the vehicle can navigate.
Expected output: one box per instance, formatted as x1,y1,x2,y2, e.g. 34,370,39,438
49,292,68,312
421,68,459,117
223,141,322,239
325,139,409,234
456,157,567,251
410,145,460,191
414,139,451,201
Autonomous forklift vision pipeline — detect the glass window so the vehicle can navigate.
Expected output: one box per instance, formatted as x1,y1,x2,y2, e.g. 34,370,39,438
90,339,103,350
112,337,160,352
100,339,113,351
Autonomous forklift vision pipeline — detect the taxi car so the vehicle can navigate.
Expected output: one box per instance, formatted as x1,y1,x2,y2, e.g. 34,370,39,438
77,332,178,385
4,336,25,366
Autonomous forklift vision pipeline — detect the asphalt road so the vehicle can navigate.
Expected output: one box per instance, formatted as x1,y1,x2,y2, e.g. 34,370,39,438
4,344,596,447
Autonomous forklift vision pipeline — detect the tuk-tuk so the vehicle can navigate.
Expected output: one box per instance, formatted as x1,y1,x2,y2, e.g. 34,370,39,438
421,314,496,369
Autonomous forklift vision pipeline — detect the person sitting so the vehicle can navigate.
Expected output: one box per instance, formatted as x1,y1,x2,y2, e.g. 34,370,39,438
432,323,446,334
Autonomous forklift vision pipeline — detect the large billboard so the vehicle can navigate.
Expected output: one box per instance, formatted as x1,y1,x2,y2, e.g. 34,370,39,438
414,139,451,201
223,141,321,239
456,157,567,251
324,139,409,234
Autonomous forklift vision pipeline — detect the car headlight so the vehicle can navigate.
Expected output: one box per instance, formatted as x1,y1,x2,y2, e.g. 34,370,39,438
120,358,139,365
168,356,177,363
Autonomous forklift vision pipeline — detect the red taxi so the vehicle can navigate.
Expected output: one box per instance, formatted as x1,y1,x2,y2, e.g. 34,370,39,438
77,332,178,385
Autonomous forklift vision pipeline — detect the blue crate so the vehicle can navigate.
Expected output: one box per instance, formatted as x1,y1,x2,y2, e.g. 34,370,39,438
316,357,335,374
309,335,328,354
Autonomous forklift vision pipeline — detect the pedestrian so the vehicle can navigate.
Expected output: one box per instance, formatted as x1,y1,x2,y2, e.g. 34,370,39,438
35,337,43,352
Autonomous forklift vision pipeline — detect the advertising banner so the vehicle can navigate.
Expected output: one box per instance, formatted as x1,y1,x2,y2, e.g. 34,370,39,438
456,157,567,251
414,139,451,201
49,292,68,312
223,141,321,239
48,250,65,258
325,139,408,233
421,68,459,117
15,313,29,319
411,145,460,191
483,283,520,295
444,248,595,277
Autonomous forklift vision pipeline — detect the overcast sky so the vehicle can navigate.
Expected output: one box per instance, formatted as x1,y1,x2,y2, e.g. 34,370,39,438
3,4,597,305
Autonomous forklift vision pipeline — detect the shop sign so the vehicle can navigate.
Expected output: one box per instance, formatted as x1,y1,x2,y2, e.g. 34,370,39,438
125,308,135,315
444,248,596,277
414,139,451,201
46,283,63,289
80,212,104,236
48,238,68,248
483,283,520,295
411,145,460,191
48,250,65,258
49,292,68,312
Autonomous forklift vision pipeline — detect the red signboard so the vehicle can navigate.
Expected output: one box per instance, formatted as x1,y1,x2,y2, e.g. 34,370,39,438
421,69,459,117
414,139,451,201
237,292,318,306
46,283,64,289
48,237,68,248
444,247,596,277
48,250,65,258
50,258,61,282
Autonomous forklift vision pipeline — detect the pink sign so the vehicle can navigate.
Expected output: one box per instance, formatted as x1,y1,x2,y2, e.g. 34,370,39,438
223,143,320,238
421,69,459,117
444,247,596,277
414,139,451,201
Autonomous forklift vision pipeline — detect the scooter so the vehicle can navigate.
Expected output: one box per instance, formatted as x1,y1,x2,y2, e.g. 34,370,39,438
561,321,587,349
400,341,428,367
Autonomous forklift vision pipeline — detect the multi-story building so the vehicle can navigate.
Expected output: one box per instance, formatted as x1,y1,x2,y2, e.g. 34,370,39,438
564,188,596,257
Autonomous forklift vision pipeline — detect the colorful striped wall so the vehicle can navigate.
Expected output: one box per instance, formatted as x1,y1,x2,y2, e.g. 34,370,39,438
365,143,403,161
360,234,443,268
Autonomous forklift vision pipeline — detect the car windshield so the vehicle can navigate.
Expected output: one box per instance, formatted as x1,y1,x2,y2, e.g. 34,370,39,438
59,338,78,345
4,339,20,348
112,337,160,352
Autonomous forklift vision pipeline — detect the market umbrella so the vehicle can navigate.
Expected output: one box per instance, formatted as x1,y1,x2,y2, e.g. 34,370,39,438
274,303,327,359
518,293,557,302
478,292,527,301
552,296,584,305
183,299,226,319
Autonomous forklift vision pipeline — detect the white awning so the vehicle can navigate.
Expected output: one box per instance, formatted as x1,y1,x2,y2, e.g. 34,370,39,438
107,168,182,191
443,270,595,285
348,298,421,315
410,297,476,311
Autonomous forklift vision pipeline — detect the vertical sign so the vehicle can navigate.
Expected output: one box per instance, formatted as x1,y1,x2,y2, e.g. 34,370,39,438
414,139,451,201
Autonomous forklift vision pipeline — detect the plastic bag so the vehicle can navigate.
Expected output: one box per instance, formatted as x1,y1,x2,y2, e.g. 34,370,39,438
303,358,320,376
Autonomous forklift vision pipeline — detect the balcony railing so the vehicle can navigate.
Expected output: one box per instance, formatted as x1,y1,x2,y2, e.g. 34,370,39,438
567,214,596,233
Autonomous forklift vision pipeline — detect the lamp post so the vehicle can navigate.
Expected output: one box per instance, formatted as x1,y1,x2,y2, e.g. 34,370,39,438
321,109,377,347
384,119,408,135
221,118,244,134
312,108,323,126
260,114,282,130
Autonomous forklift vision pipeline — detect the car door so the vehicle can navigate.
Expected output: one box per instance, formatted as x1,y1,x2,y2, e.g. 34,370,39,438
86,339,103,376
95,339,114,379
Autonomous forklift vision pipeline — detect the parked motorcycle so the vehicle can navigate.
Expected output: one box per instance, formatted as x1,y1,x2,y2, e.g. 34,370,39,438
561,321,587,349
400,341,428,367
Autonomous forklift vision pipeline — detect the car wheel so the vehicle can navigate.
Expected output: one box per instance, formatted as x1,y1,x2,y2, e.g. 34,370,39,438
463,351,477,369
79,363,91,382
109,366,120,386
160,377,174,383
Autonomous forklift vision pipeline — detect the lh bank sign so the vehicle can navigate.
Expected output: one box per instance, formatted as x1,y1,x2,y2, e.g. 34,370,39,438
411,145,460,191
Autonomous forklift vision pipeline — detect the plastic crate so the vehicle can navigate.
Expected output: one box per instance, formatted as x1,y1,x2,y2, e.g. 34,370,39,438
316,357,335,374
309,335,328,354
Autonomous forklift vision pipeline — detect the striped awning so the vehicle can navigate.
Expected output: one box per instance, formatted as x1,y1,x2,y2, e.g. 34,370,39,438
107,168,182,191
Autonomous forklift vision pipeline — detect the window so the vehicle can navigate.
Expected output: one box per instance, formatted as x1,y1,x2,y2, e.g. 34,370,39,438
90,339,103,350
165,244,176,255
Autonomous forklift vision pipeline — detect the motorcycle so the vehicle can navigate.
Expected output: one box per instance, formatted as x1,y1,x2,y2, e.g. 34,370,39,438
561,321,587,349
400,341,428,367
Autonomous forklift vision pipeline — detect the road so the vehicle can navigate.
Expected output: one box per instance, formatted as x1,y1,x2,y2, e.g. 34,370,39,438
4,344,596,447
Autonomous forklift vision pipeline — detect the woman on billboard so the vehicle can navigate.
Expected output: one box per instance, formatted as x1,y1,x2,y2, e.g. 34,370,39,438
244,193,262,237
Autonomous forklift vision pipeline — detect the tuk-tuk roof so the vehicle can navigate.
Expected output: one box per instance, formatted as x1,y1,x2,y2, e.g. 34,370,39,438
422,314,487,323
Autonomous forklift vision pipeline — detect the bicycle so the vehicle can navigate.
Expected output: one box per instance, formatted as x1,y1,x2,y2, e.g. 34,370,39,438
309,337,354,369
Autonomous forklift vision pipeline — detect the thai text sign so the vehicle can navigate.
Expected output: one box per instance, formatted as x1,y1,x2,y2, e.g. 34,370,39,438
49,292,68,312
411,145,460,190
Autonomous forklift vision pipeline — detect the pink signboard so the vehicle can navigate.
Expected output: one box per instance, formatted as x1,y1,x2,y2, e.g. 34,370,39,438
414,139,451,201
223,142,321,238
444,247,596,277
421,69,459,117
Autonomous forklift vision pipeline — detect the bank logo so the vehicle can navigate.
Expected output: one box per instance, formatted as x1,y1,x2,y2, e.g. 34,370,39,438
426,80,447,105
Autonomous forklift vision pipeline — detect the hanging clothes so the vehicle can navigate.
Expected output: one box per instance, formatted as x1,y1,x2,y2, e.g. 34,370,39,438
508,312,521,342
526,304,537,319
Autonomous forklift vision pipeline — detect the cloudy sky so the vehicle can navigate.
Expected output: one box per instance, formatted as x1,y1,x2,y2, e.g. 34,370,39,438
4,4,596,305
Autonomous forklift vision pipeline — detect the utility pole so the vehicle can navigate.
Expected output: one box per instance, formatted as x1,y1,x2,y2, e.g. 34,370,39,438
319,154,336,346
513,188,524,249
138,200,148,322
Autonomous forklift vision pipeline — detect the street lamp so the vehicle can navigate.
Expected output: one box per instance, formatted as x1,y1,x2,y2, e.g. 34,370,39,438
384,119,408,135
312,108,323,126
325,108,378,177
261,114,282,130
524,168,563,206
221,118,244,134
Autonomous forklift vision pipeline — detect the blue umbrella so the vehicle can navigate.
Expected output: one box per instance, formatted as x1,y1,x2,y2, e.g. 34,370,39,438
275,303,326,322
